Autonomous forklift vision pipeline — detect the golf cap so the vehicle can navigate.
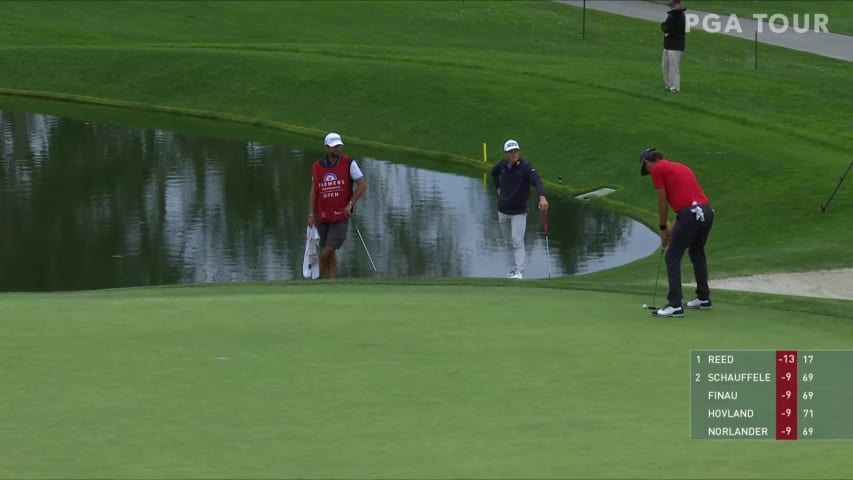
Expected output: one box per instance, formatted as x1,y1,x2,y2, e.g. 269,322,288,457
504,139,520,152
640,147,657,176
324,132,344,147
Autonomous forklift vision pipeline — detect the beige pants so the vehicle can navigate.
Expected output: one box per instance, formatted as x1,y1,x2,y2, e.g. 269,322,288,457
662,49,683,90
498,212,527,274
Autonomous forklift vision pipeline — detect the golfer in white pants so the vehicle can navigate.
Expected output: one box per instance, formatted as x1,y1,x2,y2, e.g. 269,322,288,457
491,139,549,279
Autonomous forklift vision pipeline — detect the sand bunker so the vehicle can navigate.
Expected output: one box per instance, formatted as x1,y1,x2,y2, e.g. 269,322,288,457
711,269,853,301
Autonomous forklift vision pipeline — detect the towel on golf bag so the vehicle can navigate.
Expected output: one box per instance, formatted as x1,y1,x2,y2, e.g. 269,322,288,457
302,225,320,279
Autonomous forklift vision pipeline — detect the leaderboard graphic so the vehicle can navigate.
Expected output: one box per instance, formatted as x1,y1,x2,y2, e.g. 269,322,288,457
691,350,853,440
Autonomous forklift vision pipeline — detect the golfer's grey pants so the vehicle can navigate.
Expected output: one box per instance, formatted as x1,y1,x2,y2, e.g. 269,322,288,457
498,212,527,273
662,49,683,90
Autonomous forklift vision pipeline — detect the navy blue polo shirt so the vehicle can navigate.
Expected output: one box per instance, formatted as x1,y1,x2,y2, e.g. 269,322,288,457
491,158,546,215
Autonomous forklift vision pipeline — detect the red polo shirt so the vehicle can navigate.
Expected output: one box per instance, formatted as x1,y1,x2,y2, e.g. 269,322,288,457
650,159,709,212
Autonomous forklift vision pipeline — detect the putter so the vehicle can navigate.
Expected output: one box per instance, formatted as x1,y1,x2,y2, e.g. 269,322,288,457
543,209,551,279
646,247,665,311
351,215,378,275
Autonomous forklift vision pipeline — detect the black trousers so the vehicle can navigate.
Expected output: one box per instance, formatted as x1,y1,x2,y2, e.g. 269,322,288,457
666,204,714,306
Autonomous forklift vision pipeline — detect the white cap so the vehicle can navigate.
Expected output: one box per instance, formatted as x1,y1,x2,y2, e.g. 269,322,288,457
324,132,344,147
503,139,520,152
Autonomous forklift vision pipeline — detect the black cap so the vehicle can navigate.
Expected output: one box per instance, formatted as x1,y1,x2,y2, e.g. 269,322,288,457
640,147,657,176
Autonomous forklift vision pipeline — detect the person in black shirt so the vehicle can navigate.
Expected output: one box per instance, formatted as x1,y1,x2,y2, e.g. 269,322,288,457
661,0,686,92
490,139,548,279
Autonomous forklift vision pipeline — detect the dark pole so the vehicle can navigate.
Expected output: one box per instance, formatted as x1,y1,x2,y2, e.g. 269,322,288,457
754,30,758,69
821,162,853,213
582,0,586,40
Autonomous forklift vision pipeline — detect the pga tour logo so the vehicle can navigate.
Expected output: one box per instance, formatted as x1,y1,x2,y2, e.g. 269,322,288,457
686,13,829,34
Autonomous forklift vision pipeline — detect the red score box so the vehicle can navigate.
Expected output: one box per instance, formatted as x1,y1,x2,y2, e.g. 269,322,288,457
776,350,798,440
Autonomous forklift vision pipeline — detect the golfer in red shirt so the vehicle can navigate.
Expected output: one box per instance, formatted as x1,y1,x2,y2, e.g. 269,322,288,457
641,148,714,317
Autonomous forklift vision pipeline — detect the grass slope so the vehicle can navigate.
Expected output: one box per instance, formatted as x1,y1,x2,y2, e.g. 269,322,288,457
0,1,851,278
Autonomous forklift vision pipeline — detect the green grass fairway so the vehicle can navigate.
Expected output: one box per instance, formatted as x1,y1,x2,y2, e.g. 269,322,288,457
1,284,852,478
1,1,852,478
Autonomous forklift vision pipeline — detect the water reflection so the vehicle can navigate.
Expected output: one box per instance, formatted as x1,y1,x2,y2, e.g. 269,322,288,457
0,110,659,291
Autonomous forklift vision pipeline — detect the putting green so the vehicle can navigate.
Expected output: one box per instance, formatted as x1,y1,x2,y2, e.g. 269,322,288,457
2,284,851,478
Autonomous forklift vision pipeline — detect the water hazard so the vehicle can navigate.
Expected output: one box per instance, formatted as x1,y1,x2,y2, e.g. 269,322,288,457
0,110,659,291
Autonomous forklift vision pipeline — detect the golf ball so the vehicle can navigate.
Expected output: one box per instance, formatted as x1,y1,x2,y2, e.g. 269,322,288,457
642,304,648,309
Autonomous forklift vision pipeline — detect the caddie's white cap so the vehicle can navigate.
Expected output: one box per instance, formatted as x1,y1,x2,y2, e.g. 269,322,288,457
324,132,344,147
504,139,520,152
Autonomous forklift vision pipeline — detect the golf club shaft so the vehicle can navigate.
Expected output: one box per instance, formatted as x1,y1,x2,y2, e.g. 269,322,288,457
544,209,551,279
651,247,665,309
352,217,378,274
821,161,853,212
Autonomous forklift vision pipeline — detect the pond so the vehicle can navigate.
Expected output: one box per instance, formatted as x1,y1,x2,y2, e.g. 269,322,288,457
0,109,659,291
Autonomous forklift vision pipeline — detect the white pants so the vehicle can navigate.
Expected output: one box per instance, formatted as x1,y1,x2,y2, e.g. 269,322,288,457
662,49,683,90
498,212,527,274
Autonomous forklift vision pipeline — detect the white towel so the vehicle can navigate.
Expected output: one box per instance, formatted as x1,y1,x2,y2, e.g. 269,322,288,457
302,226,320,279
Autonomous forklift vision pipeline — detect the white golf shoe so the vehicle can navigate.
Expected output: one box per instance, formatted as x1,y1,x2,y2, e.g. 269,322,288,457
685,298,713,309
653,304,684,317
